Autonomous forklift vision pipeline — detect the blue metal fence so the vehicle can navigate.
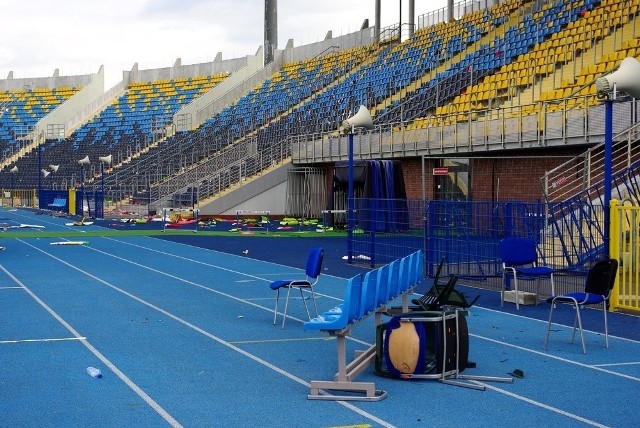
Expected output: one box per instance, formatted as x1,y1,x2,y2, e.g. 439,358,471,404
349,198,606,280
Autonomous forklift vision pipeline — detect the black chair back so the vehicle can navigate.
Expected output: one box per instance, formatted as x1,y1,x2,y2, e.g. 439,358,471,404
584,259,618,296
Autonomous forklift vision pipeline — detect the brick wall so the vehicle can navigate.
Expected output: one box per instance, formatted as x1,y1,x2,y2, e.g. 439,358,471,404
316,148,584,205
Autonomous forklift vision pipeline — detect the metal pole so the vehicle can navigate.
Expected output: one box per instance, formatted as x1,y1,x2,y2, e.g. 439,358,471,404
38,141,42,207
81,165,86,216
604,98,613,258
347,131,354,264
11,172,15,207
101,162,105,219
101,163,105,198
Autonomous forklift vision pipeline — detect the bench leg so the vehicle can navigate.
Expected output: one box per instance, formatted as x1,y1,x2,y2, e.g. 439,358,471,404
308,335,386,401
308,380,386,401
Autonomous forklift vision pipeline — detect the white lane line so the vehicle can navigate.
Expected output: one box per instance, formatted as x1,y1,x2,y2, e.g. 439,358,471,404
18,239,395,428
85,239,377,351
0,337,86,344
0,209,79,231
0,263,183,428
107,235,350,304
229,336,334,345
468,379,609,428
593,361,640,367
64,237,639,425
470,309,640,382
474,305,640,344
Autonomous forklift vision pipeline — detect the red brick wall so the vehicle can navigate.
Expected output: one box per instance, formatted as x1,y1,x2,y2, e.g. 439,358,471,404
400,158,436,200
318,148,584,204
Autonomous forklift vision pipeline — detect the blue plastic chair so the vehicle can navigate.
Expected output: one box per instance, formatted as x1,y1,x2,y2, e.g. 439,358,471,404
499,237,555,310
270,247,323,329
304,274,362,331
544,259,618,354
375,264,390,307
387,259,401,300
359,270,378,319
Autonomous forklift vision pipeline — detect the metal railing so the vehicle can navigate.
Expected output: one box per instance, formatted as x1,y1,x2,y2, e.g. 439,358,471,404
291,97,639,163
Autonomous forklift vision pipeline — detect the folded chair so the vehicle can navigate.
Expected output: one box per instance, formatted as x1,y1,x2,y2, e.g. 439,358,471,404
411,275,460,311
500,237,555,309
544,258,618,354
410,257,479,311
270,247,323,329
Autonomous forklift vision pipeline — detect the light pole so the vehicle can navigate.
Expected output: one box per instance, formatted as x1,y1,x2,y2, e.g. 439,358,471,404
49,164,59,189
37,140,42,202
41,169,50,190
98,155,112,219
10,165,17,207
78,156,90,217
40,168,50,209
595,57,640,258
341,105,373,263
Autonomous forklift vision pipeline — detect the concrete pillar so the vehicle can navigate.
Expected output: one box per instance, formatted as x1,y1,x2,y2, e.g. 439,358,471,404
264,0,277,65
408,0,415,38
375,0,381,43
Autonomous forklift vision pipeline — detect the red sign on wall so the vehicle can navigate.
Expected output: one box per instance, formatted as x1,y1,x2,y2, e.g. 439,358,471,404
432,167,449,176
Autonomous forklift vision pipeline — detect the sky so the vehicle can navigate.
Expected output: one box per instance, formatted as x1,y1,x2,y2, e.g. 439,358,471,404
0,0,448,89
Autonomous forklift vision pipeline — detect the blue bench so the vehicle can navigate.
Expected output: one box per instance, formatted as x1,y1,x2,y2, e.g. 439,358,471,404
48,197,66,211
303,250,424,401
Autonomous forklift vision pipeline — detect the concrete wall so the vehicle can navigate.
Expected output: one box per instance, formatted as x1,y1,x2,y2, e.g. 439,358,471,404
0,69,95,91
220,180,288,216
124,55,248,85
199,163,292,215
176,47,286,131
36,67,105,139
63,79,127,137
281,27,376,64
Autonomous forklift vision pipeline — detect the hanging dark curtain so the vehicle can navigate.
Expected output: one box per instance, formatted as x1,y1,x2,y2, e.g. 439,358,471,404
331,160,408,232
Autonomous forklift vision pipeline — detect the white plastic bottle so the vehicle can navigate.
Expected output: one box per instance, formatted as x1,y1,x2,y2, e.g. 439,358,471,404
86,367,102,378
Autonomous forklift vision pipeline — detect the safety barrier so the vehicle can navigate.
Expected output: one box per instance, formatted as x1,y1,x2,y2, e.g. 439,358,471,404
610,200,640,313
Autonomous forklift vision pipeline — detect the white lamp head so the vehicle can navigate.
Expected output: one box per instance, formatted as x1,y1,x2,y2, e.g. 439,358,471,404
10,166,18,173
341,105,373,131
49,164,59,172
41,169,50,178
98,154,112,165
78,156,90,166
595,57,640,98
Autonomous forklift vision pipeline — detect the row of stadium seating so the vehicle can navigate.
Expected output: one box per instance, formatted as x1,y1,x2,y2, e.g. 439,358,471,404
0,87,80,156
408,0,632,128
106,0,609,200
0,0,508,189
4,0,640,209
96,45,376,192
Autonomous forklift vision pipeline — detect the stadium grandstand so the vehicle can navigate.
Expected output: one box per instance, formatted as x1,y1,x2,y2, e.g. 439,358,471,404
1,0,640,303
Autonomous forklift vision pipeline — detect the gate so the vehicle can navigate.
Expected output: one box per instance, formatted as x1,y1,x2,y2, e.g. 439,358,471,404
610,199,640,312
